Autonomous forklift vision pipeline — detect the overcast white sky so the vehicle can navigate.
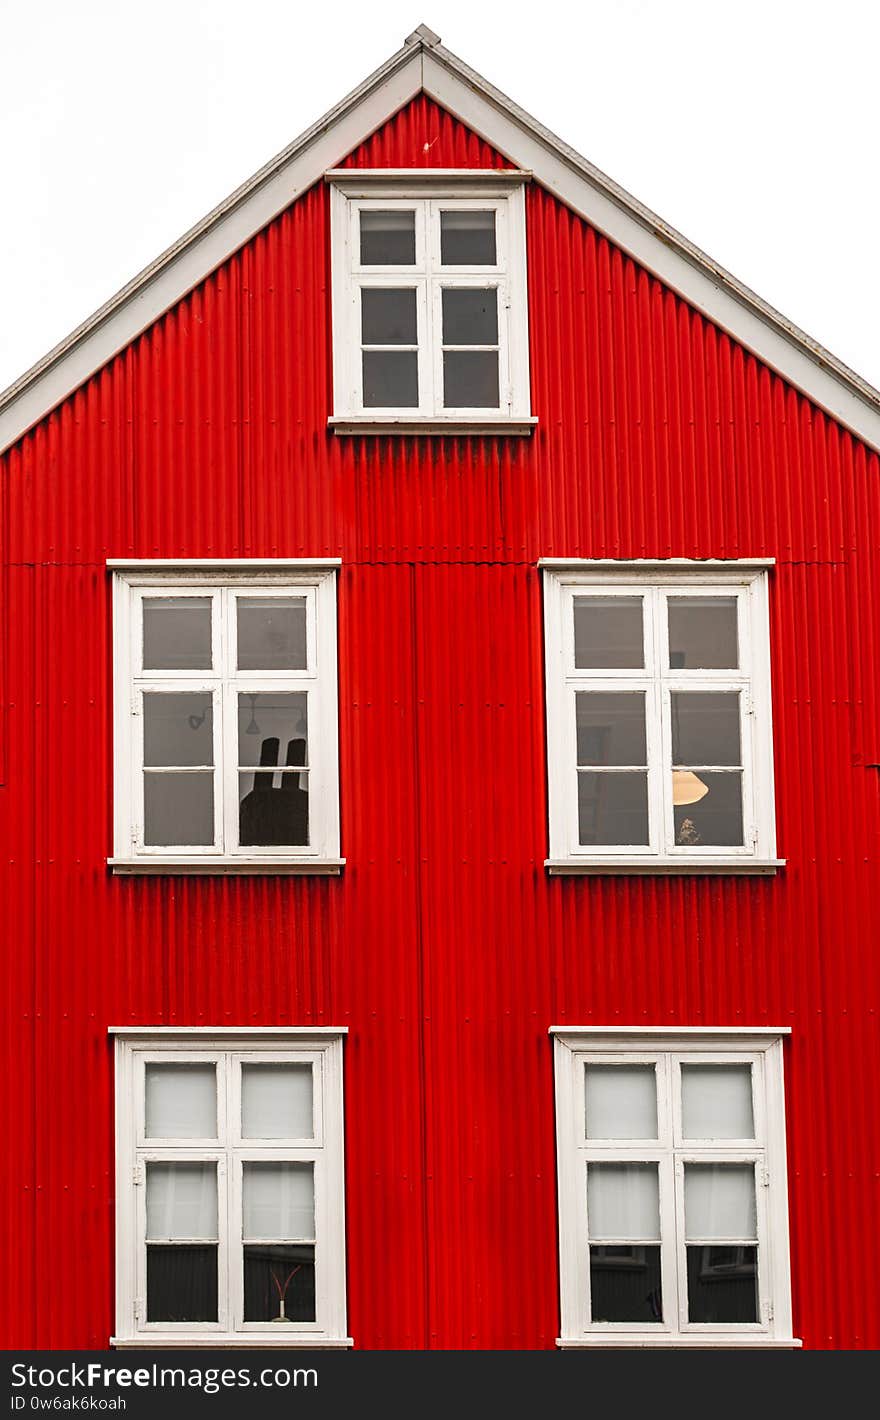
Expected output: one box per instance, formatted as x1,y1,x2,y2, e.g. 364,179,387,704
2,0,879,396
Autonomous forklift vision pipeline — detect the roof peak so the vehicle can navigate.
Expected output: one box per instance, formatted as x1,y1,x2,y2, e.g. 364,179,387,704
405,22,441,47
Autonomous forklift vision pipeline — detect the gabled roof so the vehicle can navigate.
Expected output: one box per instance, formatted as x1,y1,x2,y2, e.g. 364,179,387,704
2,22,880,456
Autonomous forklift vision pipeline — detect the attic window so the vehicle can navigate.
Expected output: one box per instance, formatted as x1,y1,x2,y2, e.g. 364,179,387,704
327,171,535,434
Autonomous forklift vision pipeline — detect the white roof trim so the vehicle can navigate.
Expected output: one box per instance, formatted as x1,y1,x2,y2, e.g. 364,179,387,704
2,28,880,455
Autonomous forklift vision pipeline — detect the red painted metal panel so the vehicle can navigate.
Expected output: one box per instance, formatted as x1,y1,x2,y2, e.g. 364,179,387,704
1,94,880,1349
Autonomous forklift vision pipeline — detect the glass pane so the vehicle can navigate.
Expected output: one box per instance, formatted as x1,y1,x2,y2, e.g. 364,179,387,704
673,770,743,847
242,1063,313,1139
143,597,212,671
147,1244,217,1322
244,1243,316,1323
587,1163,660,1242
145,1063,216,1138
363,350,419,408
440,209,496,264
360,209,416,265
146,1163,217,1241
684,1164,757,1242
238,693,307,767
681,1063,754,1139
143,772,214,846
442,351,499,408
442,288,498,345
143,693,213,767
686,1244,758,1323
237,597,307,671
578,771,649,846
361,287,417,344
243,1162,315,1241
239,770,309,847
585,1065,657,1139
574,597,644,669
576,692,647,765
668,597,738,669
671,692,741,765
590,1245,662,1324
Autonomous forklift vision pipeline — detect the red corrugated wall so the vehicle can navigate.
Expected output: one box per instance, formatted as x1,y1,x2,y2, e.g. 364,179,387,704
1,94,879,1349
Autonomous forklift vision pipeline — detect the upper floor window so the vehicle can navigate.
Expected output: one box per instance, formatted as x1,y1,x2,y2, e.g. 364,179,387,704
542,562,779,873
328,171,534,433
110,563,341,873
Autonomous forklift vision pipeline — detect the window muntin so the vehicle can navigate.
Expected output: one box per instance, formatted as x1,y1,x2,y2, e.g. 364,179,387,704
115,1034,347,1344
553,1032,794,1347
544,569,775,864
112,571,339,864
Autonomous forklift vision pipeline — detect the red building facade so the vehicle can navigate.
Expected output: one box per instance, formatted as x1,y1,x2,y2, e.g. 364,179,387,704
2,29,879,1350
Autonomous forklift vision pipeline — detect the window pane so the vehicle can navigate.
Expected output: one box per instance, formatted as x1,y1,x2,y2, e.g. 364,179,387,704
143,598,212,671
237,597,307,671
441,288,498,345
360,209,416,265
239,771,309,847
147,1244,218,1323
143,772,214,846
238,693,307,767
686,1244,758,1323
241,1063,313,1139
442,351,499,408
585,1064,657,1139
574,596,644,669
681,1063,754,1139
243,1162,315,1241
440,209,496,264
673,770,743,847
668,597,738,669
671,692,741,765
576,692,647,765
361,288,417,344
143,693,213,767
578,771,649,846
145,1063,217,1138
244,1242,316,1323
587,1163,660,1242
363,350,419,408
684,1164,757,1242
146,1163,217,1241
590,1245,662,1324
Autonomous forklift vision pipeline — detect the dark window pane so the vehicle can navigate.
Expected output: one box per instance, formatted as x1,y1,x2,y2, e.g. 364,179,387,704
147,1244,218,1323
671,692,741,766
442,288,498,345
237,598,307,671
239,770,309,847
143,693,212,767
687,1245,758,1323
144,772,213,846
578,771,649,846
440,209,496,265
442,351,499,408
360,210,416,265
574,596,644,669
244,1243,316,1323
143,598,212,670
363,351,419,408
238,693,307,767
361,288,417,344
668,597,738,669
576,692,647,765
590,1245,663,1324
673,770,743,847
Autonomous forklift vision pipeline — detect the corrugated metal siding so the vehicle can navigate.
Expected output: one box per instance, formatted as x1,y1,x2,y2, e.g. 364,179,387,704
1,94,879,1349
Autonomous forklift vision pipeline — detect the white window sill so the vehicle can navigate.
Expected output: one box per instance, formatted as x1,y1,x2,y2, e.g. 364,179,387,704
111,1336,353,1350
557,1336,801,1350
328,415,538,436
108,857,345,876
545,858,785,876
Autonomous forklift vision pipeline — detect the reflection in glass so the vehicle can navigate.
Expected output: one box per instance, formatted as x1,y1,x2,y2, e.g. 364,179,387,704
244,1242,316,1323
668,597,738,669
147,1245,218,1323
241,1064,313,1139
578,771,649,846
442,351,499,408
686,1244,758,1323
585,1065,657,1140
360,209,416,265
574,597,644,669
143,694,213,767
237,598,307,671
590,1245,663,1324
144,772,214,846
681,1064,754,1139
440,210,496,265
145,1064,217,1138
143,598,212,670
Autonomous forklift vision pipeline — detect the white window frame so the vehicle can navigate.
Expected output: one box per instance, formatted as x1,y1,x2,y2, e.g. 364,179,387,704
111,1028,350,1349
327,170,535,434
552,1027,798,1349
109,561,342,874
541,560,781,873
